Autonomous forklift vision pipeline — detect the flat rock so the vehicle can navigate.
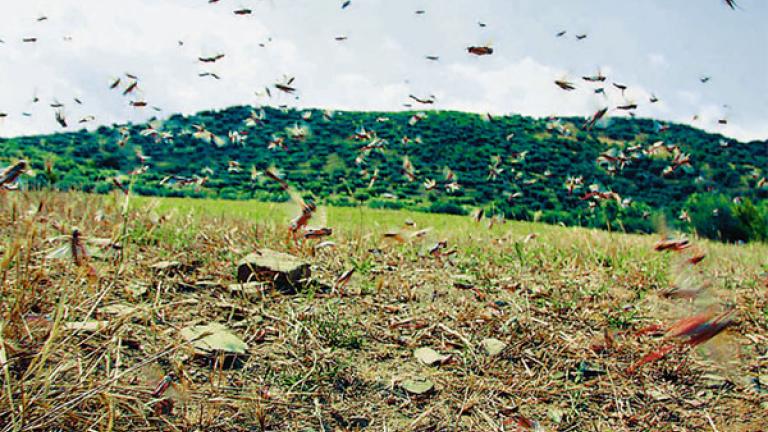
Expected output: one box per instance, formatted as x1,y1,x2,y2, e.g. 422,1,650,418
414,347,449,366
65,320,108,332
237,249,310,293
151,260,192,275
481,338,507,357
180,322,248,355
401,377,435,395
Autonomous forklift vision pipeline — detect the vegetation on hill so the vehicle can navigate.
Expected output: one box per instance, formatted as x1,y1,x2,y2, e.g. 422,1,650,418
1,106,766,240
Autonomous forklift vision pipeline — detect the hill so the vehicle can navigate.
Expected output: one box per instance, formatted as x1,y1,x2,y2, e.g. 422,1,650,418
1,106,766,239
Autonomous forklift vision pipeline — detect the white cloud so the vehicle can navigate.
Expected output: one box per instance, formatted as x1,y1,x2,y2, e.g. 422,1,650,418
0,0,765,141
648,53,669,69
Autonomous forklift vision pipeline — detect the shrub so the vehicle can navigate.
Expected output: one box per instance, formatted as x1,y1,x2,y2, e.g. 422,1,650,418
424,201,467,215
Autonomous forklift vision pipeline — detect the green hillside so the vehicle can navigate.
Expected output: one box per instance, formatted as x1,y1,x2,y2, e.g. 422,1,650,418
1,106,766,240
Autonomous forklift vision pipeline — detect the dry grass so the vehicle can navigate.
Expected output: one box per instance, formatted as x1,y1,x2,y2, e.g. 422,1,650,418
0,191,766,431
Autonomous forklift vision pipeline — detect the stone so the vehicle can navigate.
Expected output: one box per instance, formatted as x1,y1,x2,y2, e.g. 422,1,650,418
401,377,435,395
150,260,192,275
236,249,310,293
179,322,247,355
481,338,507,357
65,320,108,332
414,347,449,366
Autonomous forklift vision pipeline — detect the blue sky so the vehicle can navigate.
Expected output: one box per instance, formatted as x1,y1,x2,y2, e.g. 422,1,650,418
0,0,766,141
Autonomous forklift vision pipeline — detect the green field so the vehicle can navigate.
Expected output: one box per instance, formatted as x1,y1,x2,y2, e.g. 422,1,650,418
137,195,567,237
1,192,767,431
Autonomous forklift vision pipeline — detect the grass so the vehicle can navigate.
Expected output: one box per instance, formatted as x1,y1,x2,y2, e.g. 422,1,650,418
0,191,767,431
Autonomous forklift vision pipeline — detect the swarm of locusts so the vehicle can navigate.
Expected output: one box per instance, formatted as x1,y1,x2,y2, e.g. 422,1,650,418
0,157,766,431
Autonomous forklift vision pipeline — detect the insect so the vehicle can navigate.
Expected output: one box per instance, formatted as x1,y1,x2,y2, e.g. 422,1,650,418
627,308,736,374
661,149,693,176
303,228,332,240
653,237,691,253
268,135,286,151
382,224,433,245
151,372,177,399
580,184,622,204
582,69,606,82
616,103,637,111
228,130,247,145
597,148,630,172
363,168,379,189
408,94,435,104
472,208,484,223
506,191,523,203
244,109,266,127
112,177,129,195
274,76,297,94
140,123,173,143
286,123,309,140
142,366,188,417
192,124,226,147
502,414,542,431
487,155,504,180
408,112,427,126
428,240,448,257
263,167,320,241
563,176,584,195
467,45,493,56
335,268,355,296
554,79,576,91
227,161,242,173
199,53,225,63
288,196,317,237
401,156,416,182
0,160,28,190
45,229,116,275
55,110,67,127
123,81,138,96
